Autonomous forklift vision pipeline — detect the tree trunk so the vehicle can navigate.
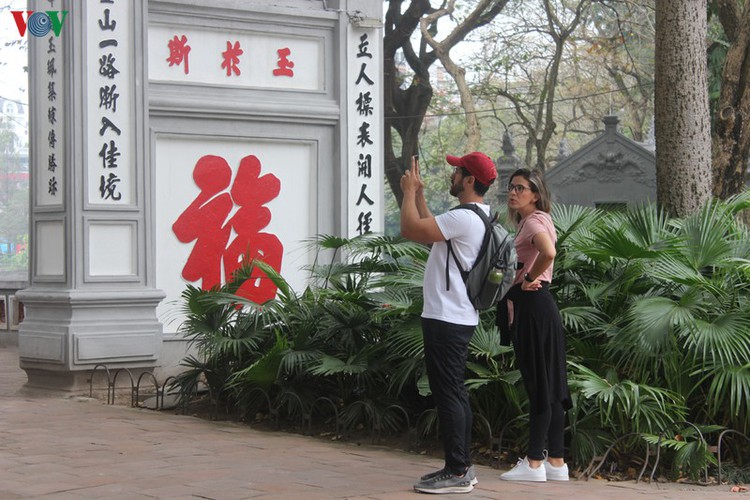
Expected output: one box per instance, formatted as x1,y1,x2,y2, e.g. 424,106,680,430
383,78,433,208
437,56,481,151
654,0,712,217
383,0,508,206
711,0,750,199
383,0,433,208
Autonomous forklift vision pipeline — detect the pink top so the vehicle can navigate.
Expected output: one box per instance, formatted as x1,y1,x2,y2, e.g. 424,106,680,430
513,210,557,284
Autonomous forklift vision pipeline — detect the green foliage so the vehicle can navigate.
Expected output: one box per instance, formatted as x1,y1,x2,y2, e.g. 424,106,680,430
570,363,686,432
551,194,750,476
0,120,28,274
642,424,722,481
176,194,750,479
175,237,429,432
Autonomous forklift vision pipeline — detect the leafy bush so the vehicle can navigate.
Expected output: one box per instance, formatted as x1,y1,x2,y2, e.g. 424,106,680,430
551,191,750,476
175,192,750,480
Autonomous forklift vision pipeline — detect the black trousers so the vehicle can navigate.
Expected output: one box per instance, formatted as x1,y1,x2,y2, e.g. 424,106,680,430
499,283,571,461
422,317,475,474
528,399,566,460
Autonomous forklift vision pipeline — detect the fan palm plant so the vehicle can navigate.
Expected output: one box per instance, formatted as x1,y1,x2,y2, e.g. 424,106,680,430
549,192,750,475
172,263,278,410
172,192,750,478
174,234,434,431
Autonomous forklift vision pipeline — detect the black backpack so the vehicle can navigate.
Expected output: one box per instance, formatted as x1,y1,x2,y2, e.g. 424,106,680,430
445,204,517,310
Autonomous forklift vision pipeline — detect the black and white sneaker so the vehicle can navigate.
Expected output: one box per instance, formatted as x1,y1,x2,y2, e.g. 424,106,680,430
420,465,478,486
413,469,474,494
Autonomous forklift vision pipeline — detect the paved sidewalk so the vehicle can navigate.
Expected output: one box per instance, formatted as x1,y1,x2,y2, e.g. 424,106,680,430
0,347,741,499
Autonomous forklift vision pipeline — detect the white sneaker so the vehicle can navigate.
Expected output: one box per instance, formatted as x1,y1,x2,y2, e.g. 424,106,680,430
544,461,569,481
500,457,546,482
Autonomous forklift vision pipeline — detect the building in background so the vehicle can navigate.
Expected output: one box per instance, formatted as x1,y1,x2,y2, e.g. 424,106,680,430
546,115,656,210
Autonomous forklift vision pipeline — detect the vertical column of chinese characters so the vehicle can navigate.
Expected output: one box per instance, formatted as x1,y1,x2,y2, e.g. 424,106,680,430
354,33,375,235
46,31,59,198
38,0,63,203
96,0,122,202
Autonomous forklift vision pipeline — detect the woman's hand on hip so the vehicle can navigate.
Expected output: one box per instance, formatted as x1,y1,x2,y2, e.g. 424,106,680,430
521,278,542,292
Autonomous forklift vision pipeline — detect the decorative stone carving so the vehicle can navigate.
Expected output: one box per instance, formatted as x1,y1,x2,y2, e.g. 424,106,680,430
546,115,657,207
557,153,651,186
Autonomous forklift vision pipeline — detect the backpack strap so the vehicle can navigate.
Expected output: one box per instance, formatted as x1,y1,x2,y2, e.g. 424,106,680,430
444,204,494,292
445,240,467,291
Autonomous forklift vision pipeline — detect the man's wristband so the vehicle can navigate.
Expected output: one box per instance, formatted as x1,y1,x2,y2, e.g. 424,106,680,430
523,273,534,283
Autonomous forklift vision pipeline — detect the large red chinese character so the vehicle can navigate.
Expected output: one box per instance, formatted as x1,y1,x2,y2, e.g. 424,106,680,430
172,156,233,290
173,155,283,304
221,41,243,76
167,35,191,74
273,47,294,77
225,155,282,302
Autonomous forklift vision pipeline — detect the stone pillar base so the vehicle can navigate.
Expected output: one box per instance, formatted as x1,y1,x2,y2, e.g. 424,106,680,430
17,288,165,392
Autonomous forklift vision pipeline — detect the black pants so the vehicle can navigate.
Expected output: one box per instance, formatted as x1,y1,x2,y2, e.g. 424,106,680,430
422,318,475,474
499,283,571,461
528,400,566,460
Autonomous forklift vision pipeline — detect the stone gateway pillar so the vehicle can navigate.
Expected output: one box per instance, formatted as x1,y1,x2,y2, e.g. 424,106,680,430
20,0,384,391
19,0,164,390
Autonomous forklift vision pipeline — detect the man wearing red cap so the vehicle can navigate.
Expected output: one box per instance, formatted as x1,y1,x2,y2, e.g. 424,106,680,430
400,151,497,494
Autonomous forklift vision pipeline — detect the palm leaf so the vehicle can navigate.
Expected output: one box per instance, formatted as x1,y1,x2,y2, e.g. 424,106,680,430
387,356,424,396
250,259,294,301
682,312,750,366
369,288,416,313
278,349,320,377
469,323,513,359
648,254,712,287
676,199,734,271
309,354,369,376
569,362,687,433
724,189,750,214
304,234,351,251
559,305,606,334
642,433,717,479
417,372,431,397
227,332,288,391
702,362,750,421
465,362,521,390
386,319,425,359
622,203,675,250
583,224,660,261
552,203,599,249
349,233,430,260
621,296,695,352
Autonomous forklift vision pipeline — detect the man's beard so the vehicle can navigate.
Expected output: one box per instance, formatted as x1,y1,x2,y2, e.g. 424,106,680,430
449,180,463,197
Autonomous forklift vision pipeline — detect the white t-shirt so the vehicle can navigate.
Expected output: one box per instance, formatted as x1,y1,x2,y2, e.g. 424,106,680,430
422,203,489,326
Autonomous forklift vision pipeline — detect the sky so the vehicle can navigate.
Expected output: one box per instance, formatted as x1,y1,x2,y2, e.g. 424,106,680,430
0,0,29,105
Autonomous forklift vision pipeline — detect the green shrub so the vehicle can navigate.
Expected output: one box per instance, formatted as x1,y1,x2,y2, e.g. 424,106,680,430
176,192,750,479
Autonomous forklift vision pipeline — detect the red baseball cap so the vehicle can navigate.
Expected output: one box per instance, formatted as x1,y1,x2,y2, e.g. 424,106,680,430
446,152,497,185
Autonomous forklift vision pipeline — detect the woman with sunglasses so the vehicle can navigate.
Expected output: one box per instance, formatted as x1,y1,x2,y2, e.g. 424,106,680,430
498,168,572,482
